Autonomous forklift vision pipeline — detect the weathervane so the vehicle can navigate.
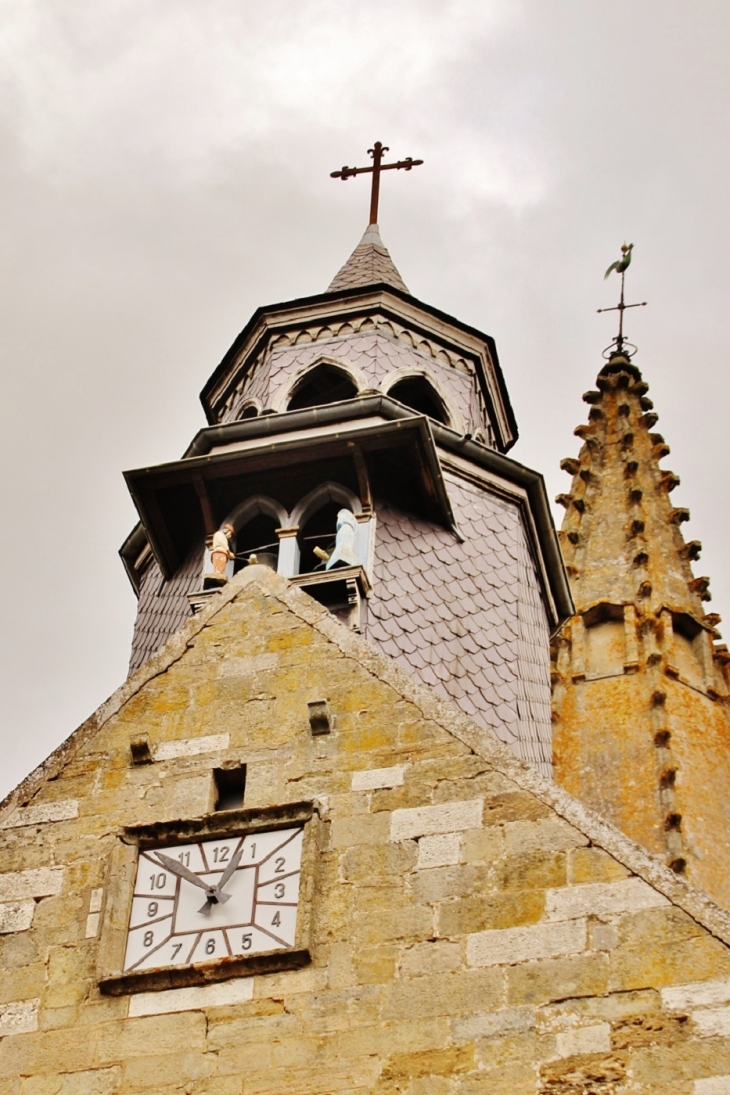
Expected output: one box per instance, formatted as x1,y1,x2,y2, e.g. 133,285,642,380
330,141,423,225
598,242,647,358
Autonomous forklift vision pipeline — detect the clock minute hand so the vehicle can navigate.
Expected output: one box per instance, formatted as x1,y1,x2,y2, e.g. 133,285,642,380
154,852,210,892
216,845,243,893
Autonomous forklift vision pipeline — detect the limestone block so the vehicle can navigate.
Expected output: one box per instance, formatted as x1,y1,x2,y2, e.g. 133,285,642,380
507,953,610,1007
154,733,229,760
129,978,254,1017
84,913,100,939
696,1080,730,1095
19,1066,122,1094
467,919,587,968
0,867,64,902
1,801,79,828
0,998,38,1036
555,1022,610,1057
503,818,588,854
399,940,462,978
663,978,730,1011
417,834,461,869
0,902,34,934
452,1006,534,1042
693,1006,730,1038
545,878,669,921
390,799,483,841
351,765,405,791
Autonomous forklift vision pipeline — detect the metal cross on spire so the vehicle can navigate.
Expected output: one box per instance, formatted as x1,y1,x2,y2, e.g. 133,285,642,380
598,242,648,358
330,141,424,225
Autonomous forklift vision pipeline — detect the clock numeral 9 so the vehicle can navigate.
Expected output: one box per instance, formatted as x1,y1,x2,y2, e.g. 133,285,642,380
147,901,158,918
205,938,216,955
149,872,167,890
241,933,252,951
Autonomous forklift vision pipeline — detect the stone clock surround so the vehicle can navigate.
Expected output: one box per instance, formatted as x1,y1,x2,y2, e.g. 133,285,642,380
98,801,317,996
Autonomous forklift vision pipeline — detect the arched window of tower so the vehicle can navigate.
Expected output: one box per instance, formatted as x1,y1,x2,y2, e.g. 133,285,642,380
286,363,358,412
297,500,343,575
386,375,450,426
232,512,281,574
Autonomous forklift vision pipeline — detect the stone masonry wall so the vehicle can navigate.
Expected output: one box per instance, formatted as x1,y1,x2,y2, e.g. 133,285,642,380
2,571,730,1093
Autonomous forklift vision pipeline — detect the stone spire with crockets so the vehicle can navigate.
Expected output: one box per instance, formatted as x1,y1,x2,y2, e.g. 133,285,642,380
551,346,730,909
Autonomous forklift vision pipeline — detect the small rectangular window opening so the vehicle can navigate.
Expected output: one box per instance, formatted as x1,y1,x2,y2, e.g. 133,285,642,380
213,765,246,811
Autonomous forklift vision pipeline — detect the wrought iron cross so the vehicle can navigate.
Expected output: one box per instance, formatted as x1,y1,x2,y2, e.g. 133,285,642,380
598,244,647,357
331,141,424,225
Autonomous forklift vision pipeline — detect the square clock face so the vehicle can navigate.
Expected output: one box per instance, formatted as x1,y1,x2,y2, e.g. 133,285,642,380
124,827,303,972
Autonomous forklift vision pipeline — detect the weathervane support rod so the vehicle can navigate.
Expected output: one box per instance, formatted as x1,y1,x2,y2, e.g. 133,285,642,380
331,141,424,225
598,243,647,356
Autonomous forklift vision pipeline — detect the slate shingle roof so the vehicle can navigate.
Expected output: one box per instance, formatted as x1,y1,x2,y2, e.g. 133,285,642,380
327,224,409,294
367,480,552,776
128,546,203,675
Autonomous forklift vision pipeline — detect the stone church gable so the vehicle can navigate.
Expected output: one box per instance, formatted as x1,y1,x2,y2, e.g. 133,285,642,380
3,568,730,1093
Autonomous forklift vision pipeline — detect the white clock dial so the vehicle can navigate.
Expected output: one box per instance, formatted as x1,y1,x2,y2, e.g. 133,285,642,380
123,827,303,972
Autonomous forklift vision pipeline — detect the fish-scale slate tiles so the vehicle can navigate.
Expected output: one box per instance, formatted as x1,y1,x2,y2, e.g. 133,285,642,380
128,545,203,674
367,478,552,775
327,239,409,294
224,331,479,432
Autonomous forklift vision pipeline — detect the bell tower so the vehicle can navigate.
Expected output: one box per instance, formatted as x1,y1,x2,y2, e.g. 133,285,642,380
119,144,572,776
552,273,730,907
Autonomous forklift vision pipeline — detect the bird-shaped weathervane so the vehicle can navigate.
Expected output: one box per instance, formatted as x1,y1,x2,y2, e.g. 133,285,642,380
598,242,646,358
604,241,633,280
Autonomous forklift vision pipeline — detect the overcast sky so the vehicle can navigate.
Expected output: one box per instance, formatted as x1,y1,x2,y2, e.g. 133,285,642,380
1,0,728,799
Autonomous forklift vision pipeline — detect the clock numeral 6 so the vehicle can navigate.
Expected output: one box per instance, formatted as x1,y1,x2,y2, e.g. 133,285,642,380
205,938,216,955
241,933,252,951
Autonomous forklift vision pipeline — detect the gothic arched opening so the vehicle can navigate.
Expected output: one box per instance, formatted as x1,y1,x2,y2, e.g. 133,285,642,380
287,364,358,412
297,500,342,575
387,376,449,425
232,513,280,574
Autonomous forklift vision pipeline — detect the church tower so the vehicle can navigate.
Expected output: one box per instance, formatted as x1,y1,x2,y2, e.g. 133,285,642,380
551,344,730,907
120,206,572,777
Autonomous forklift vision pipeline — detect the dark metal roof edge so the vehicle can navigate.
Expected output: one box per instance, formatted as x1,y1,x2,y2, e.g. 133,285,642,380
118,521,149,596
197,282,518,448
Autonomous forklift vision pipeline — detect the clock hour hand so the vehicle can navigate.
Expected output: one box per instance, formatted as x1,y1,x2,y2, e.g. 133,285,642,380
153,852,210,892
197,845,244,914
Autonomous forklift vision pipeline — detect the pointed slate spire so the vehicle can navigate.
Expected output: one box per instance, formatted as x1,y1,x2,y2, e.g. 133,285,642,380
327,223,409,294
551,351,730,904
